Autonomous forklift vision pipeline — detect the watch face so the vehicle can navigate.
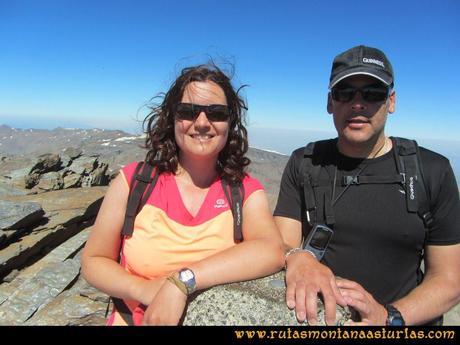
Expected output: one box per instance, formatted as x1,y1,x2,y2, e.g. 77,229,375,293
390,317,405,326
179,269,196,295
180,269,194,282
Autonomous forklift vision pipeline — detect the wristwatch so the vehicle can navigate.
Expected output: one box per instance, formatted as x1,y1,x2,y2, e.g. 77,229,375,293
385,304,405,326
178,268,197,295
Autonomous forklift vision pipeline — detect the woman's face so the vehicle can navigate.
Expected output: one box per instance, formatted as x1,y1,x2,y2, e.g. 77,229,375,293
175,80,229,163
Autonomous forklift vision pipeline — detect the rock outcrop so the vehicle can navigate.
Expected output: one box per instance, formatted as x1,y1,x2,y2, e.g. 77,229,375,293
0,200,44,231
0,187,106,277
0,228,108,326
183,271,351,326
5,151,109,192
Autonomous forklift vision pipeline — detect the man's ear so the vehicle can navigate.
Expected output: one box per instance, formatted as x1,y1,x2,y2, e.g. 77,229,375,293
327,92,333,114
388,90,396,114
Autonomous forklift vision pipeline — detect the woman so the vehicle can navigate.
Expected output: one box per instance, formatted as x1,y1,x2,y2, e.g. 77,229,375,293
81,64,285,325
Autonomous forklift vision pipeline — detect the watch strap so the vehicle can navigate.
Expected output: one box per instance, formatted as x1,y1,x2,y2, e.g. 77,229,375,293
167,274,188,296
385,304,405,326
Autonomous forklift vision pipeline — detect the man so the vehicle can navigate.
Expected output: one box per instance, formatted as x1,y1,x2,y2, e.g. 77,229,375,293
274,45,460,326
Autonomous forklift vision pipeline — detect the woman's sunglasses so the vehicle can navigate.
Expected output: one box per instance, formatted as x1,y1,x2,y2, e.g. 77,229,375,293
175,103,231,122
331,84,390,103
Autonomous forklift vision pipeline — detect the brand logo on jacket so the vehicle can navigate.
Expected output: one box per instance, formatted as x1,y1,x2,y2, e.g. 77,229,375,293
214,199,228,209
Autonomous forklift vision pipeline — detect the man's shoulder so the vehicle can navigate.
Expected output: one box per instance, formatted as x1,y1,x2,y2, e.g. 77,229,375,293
291,146,305,159
290,138,337,158
418,146,450,165
393,138,453,179
392,137,448,161
417,146,453,182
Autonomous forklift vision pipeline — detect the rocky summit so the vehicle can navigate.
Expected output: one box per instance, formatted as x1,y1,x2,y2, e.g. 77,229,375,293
0,125,459,326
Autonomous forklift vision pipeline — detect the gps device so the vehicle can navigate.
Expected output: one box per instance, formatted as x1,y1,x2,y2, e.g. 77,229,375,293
302,224,334,261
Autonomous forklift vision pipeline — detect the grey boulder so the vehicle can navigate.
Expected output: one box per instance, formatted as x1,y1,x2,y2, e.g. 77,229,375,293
0,200,44,230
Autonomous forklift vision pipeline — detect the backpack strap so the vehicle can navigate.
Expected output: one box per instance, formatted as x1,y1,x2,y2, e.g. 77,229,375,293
121,162,159,237
301,139,336,227
107,161,159,324
341,174,404,185
301,142,319,225
393,137,433,229
111,298,135,325
221,179,245,242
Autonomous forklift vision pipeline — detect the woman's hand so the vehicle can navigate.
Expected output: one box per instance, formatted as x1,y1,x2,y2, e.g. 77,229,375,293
134,277,167,306
141,279,188,325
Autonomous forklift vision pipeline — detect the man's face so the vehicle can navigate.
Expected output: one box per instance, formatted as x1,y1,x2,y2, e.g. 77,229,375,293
327,75,395,146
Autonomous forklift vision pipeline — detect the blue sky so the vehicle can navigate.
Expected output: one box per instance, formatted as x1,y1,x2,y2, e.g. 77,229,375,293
1,0,459,141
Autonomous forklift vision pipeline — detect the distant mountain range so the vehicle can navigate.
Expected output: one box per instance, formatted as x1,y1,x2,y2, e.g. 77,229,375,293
1,124,459,184
0,125,136,155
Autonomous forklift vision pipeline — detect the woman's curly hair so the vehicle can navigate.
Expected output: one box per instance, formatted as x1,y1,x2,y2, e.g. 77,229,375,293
142,63,250,184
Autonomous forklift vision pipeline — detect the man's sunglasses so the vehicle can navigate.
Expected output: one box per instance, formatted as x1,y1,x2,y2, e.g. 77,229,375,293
331,85,390,103
175,103,231,122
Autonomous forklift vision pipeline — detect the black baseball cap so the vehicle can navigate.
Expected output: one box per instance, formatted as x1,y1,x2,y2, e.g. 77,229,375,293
329,45,394,89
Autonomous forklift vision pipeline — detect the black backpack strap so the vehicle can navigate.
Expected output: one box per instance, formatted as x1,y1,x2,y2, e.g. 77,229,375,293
139,168,160,211
414,144,433,229
342,174,404,185
107,162,159,323
318,185,335,226
393,137,433,229
121,162,158,237
301,140,336,227
301,142,320,225
111,298,135,325
221,179,244,242
110,297,147,325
